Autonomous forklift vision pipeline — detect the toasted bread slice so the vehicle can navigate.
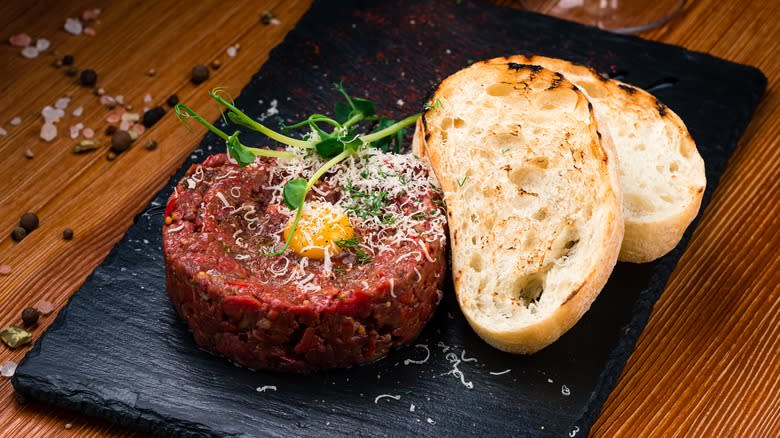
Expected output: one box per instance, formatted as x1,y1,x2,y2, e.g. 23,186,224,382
487,55,706,263
413,61,624,353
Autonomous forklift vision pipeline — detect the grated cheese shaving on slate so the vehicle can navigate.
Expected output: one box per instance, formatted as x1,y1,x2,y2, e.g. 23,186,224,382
374,394,401,404
403,344,430,365
256,385,277,392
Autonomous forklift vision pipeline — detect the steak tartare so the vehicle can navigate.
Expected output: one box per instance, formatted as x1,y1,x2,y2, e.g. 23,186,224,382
163,149,447,372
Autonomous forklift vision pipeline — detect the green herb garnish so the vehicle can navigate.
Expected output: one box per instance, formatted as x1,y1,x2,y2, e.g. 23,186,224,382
335,237,373,265
457,176,468,187
177,84,419,257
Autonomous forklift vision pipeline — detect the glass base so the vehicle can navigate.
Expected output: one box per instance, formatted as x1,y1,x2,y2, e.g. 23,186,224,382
520,0,687,34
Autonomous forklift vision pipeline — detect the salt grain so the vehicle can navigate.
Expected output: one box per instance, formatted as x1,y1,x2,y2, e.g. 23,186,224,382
115,95,125,105
106,113,121,124
69,124,82,139
1,360,17,378
21,46,39,59
35,38,50,51
0,264,11,275
40,123,57,141
119,119,132,132
82,128,94,139
226,46,238,58
36,300,55,315
0,128,6,137
55,97,71,110
143,93,152,104
9,33,31,47
561,384,571,396
84,27,96,37
64,18,83,35
100,95,116,107
42,105,64,123
396,99,404,107
10,117,21,126
82,8,101,22
64,423,72,430
72,106,83,117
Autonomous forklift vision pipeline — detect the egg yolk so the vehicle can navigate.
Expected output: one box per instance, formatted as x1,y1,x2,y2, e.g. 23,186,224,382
283,202,354,260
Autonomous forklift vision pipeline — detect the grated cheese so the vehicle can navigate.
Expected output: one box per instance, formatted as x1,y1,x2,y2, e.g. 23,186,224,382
403,344,430,365
374,394,401,404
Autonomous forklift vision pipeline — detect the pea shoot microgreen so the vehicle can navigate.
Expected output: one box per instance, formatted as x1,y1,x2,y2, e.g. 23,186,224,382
176,83,419,257
457,176,468,187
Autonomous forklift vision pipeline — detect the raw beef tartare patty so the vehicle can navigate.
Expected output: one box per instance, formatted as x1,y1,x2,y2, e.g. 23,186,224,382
163,149,447,372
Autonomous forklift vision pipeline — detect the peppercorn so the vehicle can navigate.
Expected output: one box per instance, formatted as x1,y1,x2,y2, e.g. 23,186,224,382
166,94,179,107
63,228,74,240
261,11,275,25
104,124,117,136
210,59,221,70
142,106,165,128
65,67,78,77
94,87,106,96
24,148,34,159
80,69,97,86
146,68,157,77
52,59,63,68
19,212,39,232
145,139,158,150
191,64,209,84
110,130,132,153
21,307,39,327
106,151,117,161
10,227,26,242
62,54,74,65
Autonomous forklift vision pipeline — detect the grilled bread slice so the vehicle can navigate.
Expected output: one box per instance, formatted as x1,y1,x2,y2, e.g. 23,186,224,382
487,55,706,263
413,61,624,353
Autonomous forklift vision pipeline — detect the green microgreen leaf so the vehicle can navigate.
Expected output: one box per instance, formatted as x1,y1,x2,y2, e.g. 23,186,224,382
316,137,344,158
283,178,307,210
226,132,256,166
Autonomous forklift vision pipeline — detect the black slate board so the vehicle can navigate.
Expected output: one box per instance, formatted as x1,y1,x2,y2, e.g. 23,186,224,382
13,1,766,436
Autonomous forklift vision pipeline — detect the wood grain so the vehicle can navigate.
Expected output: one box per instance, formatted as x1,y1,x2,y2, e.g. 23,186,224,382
0,0,777,436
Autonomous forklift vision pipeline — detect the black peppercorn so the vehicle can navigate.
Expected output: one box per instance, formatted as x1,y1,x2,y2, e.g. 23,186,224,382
261,11,275,25
21,307,39,327
110,130,133,153
145,139,158,150
11,227,26,242
19,212,39,232
166,94,179,107
62,54,74,65
105,124,117,136
80,69,97,86
63,228,74,240
191,64,209,85
142,106,166,128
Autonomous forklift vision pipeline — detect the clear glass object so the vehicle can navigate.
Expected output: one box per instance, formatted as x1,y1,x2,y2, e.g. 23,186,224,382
520,0,687,34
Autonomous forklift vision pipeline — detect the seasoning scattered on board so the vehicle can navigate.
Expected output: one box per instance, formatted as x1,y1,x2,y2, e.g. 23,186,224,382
0,326,32,349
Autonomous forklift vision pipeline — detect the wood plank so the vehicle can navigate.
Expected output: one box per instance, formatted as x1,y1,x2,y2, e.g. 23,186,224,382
0,0,778,436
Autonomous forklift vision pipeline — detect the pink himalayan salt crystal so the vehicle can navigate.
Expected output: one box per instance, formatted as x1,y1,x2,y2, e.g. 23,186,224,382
226,46,238,58
64,17,83,35
40,122,57,141
10,117,22,126
69,123,83,139
35,38,50,51
36,300,55,315
130,123,145,137
82,8,101,22
0,128,6,136
0,264,11,275
55,96,71,110
82,128,94,139
42,105,64,123
119,119,132,131
143,93,152,104
100,95,116,107
9,33,31,47
0,360,17,378
106,113,120,124
84,27,96,37
72,106,83,117
21,46,39,59
115,95,125,105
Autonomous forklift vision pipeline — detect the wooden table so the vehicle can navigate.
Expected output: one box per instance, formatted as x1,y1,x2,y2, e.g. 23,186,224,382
0,1,777,436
